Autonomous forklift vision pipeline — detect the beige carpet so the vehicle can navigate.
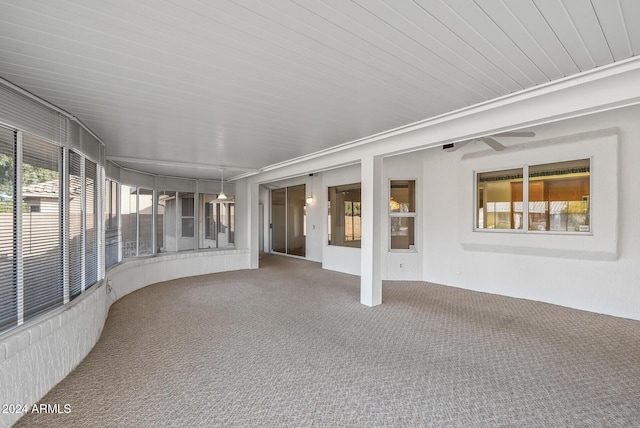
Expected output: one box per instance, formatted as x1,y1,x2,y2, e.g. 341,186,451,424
15,254,640,427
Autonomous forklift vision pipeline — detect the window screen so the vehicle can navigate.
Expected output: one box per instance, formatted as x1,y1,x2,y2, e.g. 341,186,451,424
22,134,63,320
0,126,17,332
85,159,98,287
68,151,83,299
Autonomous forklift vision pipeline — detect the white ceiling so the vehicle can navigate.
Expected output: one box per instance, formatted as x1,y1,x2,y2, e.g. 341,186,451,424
1,0,638,180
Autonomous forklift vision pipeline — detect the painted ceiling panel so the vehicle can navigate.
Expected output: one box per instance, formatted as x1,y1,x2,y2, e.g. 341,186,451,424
473,0,564,81
561,0,613,66
445,0,548,85
589,0,633,61
0,0,637,180
619,0,640,54
531,0,596,70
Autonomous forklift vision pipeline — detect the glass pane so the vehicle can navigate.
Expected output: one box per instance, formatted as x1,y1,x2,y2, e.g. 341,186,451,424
271,188,286,253
219,202,227,234
328,183,361,248
390,180,415,213
121,185,137,257
199,193,217,249
68,152,83,298
287,184,306,257
390,217,415,250
157,190,176,252
85,159,98,286
178,192,194,250
229,204,235,245
22,134,63,320
138,188,153,255
476,168,524,230
105,180,119,268
529,159,590,232
0,127,17,332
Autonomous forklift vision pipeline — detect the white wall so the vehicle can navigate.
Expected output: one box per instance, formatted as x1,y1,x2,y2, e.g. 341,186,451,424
321,165,362,275
421,106,640,320
245,104,640,320
383,153,423,281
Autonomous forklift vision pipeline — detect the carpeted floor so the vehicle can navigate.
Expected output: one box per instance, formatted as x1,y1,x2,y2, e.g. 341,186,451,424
15,254,640,427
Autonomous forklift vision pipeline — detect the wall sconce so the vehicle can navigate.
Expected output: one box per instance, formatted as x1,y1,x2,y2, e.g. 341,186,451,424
306,196,313,204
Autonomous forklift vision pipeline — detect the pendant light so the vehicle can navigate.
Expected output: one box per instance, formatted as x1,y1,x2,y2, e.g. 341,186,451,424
217,169,228,200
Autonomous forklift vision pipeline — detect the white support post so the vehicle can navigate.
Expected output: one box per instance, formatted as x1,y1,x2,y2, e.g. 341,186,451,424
15,131,24,325
250,180,260,269
360,155,383,307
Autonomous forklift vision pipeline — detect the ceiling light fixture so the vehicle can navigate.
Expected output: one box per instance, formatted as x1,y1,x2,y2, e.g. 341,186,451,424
218,169,228,200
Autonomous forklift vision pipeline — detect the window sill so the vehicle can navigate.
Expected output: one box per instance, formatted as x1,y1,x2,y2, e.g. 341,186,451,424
473,228,594,237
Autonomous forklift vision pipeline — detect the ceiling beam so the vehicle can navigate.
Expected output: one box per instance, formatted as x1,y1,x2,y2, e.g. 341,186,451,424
106,156,258,172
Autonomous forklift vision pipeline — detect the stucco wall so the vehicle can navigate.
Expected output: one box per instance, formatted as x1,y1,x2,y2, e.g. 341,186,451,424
421,106,640,320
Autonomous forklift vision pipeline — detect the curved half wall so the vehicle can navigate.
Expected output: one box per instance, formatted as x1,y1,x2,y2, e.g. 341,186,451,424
0,249,251,427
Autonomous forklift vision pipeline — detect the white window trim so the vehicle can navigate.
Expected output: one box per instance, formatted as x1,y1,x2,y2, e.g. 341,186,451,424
388,178,418,253
473,160,592,236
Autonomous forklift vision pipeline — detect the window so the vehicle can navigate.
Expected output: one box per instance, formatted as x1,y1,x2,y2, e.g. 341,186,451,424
200,193,216,246
0,126,16,332
181,194,195,238
476,168,523,230
156,191,196,252
138,188,153,255
68,151,83,298
476,159,590,233
104,179,119,268
228,203,235,245
328,183,361,248
22,133,63,320
120,185,153,256
157,190,175,253
528,159,590,232
84,159,98,287
121,185,138,257
389,180,416,250
0,124,105,335
178,192,195,250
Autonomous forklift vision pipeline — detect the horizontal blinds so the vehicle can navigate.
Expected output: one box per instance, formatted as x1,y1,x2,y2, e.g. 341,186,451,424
80,128,101,165
69,151,83,299
120,169,154,189
0,126,17,332
198,179,235,195
22,133,63,320
1,82,103,161
105,161,121,182
156,176,195,192
85,159,98,287
0,84,62,144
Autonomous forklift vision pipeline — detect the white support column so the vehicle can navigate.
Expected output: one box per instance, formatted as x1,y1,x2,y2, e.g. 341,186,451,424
360,155,383,307
250,180,260,269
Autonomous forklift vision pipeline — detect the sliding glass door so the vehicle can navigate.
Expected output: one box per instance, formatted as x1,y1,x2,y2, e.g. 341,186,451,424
271,184,305,257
